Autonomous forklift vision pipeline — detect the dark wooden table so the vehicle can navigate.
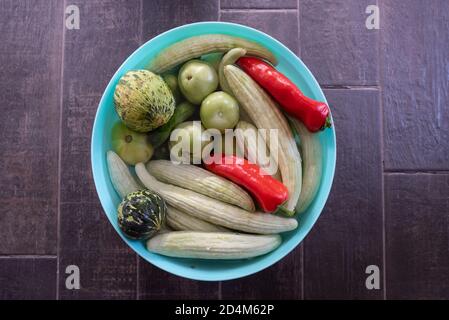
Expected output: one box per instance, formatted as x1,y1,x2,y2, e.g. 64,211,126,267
1,0,448,300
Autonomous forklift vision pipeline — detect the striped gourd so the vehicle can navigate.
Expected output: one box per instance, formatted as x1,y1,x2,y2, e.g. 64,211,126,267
147,231,282,259
291,119,322,213
147,34,277,73
224,65,302,214
166,206,229,233
146,160,255,212
136,163,298,234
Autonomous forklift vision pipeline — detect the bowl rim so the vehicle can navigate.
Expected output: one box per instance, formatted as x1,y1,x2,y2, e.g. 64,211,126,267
91,21,336,281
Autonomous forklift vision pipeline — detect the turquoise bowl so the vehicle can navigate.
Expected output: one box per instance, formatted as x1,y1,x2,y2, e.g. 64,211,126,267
91,22,336,281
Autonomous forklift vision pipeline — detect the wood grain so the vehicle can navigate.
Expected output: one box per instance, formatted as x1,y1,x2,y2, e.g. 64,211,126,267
221,246,302,299
303,89,384,299
220,9,299,54
138,259,219,300
221,0,297,9
380,1,449,170
0,257,57,300
59,0,141,299
299,0,378,85
0,0,63,254
59,203,136,299
385,173,449,299
60,0,142,203
141,0,219,42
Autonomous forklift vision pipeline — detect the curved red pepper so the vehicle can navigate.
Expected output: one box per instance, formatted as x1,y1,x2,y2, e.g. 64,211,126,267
237,57,331,132
204,154,289,213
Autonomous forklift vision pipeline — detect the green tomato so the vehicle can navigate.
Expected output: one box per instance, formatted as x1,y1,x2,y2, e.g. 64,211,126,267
168,121,208,163
178,60,218,104
200,91,240,133
111,122,153,165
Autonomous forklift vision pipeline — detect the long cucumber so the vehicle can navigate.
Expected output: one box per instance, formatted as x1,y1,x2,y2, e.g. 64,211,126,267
146,160,255,211
106,151,142,198
147,34,277,73
147,231,282,259
291,119,322,213
135,163,298,234
224,65,302,214
166,206,230,232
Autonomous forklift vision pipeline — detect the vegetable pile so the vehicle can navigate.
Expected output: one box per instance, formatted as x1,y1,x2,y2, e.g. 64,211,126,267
107,34,330,260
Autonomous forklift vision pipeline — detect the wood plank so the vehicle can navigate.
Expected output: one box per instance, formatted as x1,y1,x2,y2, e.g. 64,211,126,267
385,173,449,299
138,259,219,299
221,246,302,299
0,258,56,299
299,0,378,85
137,0,221,299
0,0,63,254
304,89,384,299
221,0,297,9
380,1,449,170
59,203,136,299
59,0,141,299
220,9,299,55
60,0,142,204
141,0,219,42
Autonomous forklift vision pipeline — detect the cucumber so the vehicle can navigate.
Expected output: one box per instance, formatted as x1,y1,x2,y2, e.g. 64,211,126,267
147,34,277,73
147,231,282,259
224,65,302,214
135,163,298,234
166,206,229,232
106,151,142,198
291,119,322,213
147,160,255,211
218,48,246,94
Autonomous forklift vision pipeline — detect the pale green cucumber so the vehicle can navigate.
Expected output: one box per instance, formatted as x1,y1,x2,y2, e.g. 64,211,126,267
147,231,282,259
224,65,302,214
291,119,322,213
147,34,277,73
135,163,298,234
146,160,255,212
106,151,142,198
166,206,230,232
218,48,247,94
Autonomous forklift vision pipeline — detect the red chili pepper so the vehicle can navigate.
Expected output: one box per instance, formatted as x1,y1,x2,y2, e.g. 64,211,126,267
237,57,331,132
204,154,291,214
